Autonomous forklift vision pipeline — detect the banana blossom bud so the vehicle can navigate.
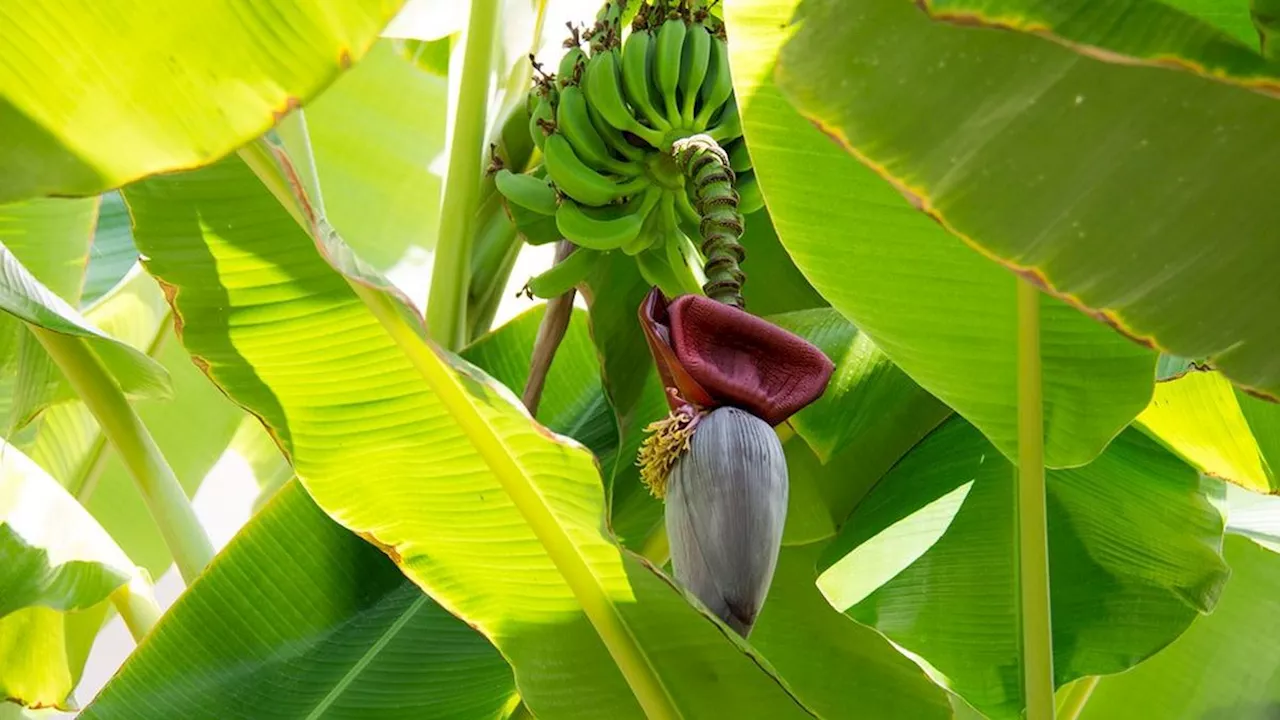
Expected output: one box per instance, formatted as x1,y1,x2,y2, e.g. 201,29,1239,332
637,288,833,635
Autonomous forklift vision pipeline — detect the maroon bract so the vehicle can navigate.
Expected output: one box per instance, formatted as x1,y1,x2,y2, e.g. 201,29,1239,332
639,287,835,426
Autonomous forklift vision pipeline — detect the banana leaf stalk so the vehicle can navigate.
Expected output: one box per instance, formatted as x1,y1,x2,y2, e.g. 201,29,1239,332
637,287,833,635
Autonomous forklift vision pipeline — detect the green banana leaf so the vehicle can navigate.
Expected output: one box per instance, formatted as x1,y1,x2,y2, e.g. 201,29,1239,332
80,193,138,307
724,0,1157,470
1165,0,1260,43
0,440,137,710
820,418,1229,719
0,242,170,405
750,542,954,720
737,209,827,316
122,150,816,719
582,252,671,551
770,308,950,465
772,0,1280,403
1080,535,1280,719
86,292,621,719
1137,370,1280,492
0,198,98,428
920,0,1276,81
82,481,517,720
0,0,404,203
287,40,447,271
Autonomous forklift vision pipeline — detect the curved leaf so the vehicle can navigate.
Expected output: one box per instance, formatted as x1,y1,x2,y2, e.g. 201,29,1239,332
769,308,950,464
0,440,134,710
0,0,404,203
820,419,1229,718
80,193,138,307
1137,370,1279,492
750,542,954,720
0,243,169,402
1080,535,1280,719
83,481,516,720
921,0,1279,86
724,0,1156,469
124,153,816,719
774,0,1280,401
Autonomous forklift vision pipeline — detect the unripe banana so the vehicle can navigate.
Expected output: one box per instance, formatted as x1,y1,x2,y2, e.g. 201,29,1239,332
736,170,764,215
654,18,687,126
707,97,741,143
526,246,601,298
621,29,671,130
622,187,665,255
694,36,733,130
587,101,645,162
557,47,588,89
557,86,639,176
678,24,712,127
674,188,700,227
495,169,558,216
666,407,788,638
543,133,648,206
583,50,665,148
528,93,555,151
556,199,645,250
725,138,752,173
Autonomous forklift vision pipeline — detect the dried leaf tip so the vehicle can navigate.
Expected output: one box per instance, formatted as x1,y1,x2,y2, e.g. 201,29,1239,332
638,404,703,498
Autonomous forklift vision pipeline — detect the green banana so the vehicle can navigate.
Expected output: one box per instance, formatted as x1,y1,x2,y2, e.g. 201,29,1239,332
675,188,701,227
694,36,733,129
636,242,703,297
543,133,649,206
587,100,645,162
654,18,687,126
557,47,587,88
584,50,665,148
678,24,712,127
557,86,639,176
621,29,671,130
556,199,646,250
526,246,602,299
726,138,752,173
495,169,559,216
737,170,764,215
708,97,741,143
529,92,555,151
622,187,665,255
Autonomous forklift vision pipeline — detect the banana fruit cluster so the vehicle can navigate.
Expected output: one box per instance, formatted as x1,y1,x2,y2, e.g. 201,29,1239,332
495,0,761,299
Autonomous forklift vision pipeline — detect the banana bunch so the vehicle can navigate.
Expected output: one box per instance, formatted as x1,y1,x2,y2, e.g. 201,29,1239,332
494,0,763,300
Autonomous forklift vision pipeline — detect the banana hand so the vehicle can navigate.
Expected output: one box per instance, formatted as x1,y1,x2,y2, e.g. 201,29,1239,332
557,86,639,176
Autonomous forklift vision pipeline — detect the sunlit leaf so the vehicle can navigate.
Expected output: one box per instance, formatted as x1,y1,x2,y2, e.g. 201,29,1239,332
0,0,405,203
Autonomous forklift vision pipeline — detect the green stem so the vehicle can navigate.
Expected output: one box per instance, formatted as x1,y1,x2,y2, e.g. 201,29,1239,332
426,0,500,350
109,575,163,641
671,134,746,308
1055,676,1099,720
1017,278,1055,719
31,328,214,584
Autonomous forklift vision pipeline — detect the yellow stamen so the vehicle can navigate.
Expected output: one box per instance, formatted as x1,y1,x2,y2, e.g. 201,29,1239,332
637,407,702,499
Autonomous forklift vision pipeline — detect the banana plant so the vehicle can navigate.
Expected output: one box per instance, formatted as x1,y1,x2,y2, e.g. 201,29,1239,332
2,0,1280,719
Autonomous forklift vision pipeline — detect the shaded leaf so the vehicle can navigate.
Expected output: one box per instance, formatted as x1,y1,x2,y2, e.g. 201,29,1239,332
82,481,516,720
775,0,1280,401
724,0,1156,469
1081,535,1280,719
821,419,1229,718
0,0,404,203
80,193,138,307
